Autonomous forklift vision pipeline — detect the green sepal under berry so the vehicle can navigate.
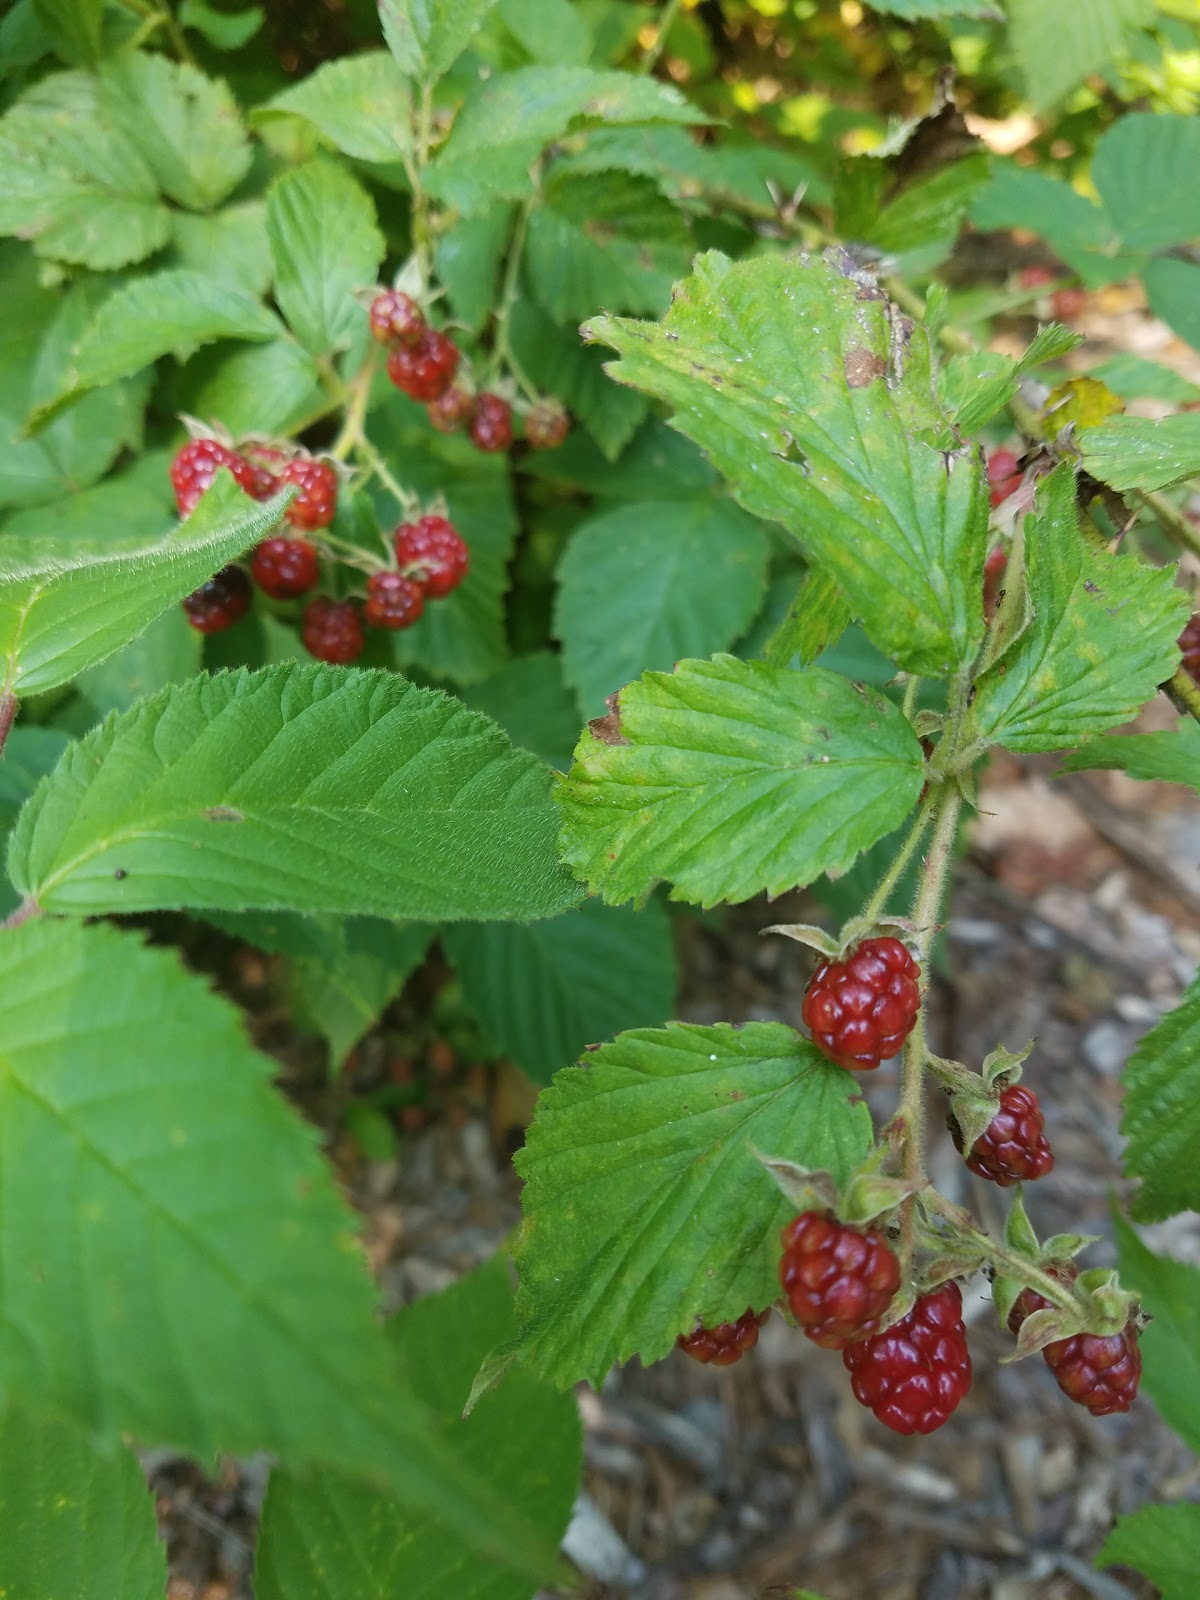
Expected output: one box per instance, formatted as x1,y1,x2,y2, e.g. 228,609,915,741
763,914,918,964
756,1141,919,1231
937,1041,1033,1155
507,1022,873,1390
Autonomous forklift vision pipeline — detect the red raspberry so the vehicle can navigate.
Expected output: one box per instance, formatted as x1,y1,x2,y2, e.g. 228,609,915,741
393,515,469,597
779,1212,901,1349
842,1283,972,1435
181,566,251,633
427,386,476,434
802,937,921,1071
469,392,513,453
250,537,319,600
987,449,1021,509
958,1083,1054,1187
281,458,338,531
1050,285,1085,320
386,328,460,402
170,439,259,516
241,443,290,501
365,571,425,630
1006,1263,1077,1336
1043,1324,1141,1415
301,598,363,664
525,398,570,450
677,1308,769,1367
368,289,425,347
1178,615,1200,684
1019,264,1057,291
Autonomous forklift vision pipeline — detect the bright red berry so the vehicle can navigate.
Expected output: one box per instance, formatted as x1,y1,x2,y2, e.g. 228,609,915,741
959,1083,1054,1187
365,571,425,630
779,1212,901,1349
427,386,476,434
170,439,260,516
386,328,460,402
987,449,1022,509
393,515,469,597
677,1308,769,1367
368,289,425,347
301,598,363,664
802,937,921,1071
525,398,570,450
469,392,513,453
842,1283,972,1435
250,537,320,600
281,458,338,531
1043,1324,1141,1415
181,566,251,633
1178,615,1200,684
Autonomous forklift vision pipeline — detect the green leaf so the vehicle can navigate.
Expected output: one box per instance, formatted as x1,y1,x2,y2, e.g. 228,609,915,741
554,498,770,716
98,51,252,211
863,0,997,11
761,567,851,670
1113,1212,1200,1454
435,207,514,337
0,726,70,916
179,0,265,49
1091,353,1200,406
587,250,989,678
0,475,292,697
0,73,169,269
380,0,502,81
511,1021,873,1387
267,160,385,359
1144,259,1200,353
0,1403,166,1598
444,897,677,1084
510,300,647,461
966,465,1188,754
255,52,414,164
1007,0,1155,110
426,66,704,211
1080,414,1200,493
291,919,434,1066
1093,113,1200,253
256,1256,581,1600
525,171,691,323
31,268,283,428
180,338,327,439
939,327,1084,436
460,651,581,770
31,0,105,64
1058,723,1200,789
1,455,174,543
969,164,1136,289
867,154,991,273
170,203,274,298
10,663,582,922
0,918,554,1579
498,0,592,64
76,606,203,716
556,655,924,908
1119,970,1200,1221
1096,1504,1200,1599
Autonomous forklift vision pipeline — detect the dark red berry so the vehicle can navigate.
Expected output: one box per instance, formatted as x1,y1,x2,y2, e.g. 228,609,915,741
1043,1323,1141,1415
987,449,1021,509
281,458,338,531
241,443,290,501
1050,285,1086,320
1178,615,1200,684
959,1083,1054,1187
427,386,476,434
365,571,425,630
802,937,921,1071
779,1212,900,1349
677,1308,769,1367
250,537,320,599
469,392,513,453
1019,264,1057,292
302,598,363,664
524,398,570,450
368,289,425,347
1006,1263,1078,1336
181,566,251,633
983,544,1008,619
842,1283,972,1435
393,515,469,597
170,439,260,516
386,328,460,402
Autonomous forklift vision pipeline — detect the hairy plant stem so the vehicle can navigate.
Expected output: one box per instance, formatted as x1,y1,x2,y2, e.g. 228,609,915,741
860,799,933,926
0,691,16,760
330,354,377,462
487,194,539,396
354,434,420,520
920,1192,1078,1314
1145,488,1200,561
1163,666,1200,727
639,0,683,74
405,82,437,292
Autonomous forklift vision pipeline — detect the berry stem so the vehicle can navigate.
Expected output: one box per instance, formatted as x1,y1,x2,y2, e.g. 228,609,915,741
353,435,421,520
860,798,934,925
919,1190,1079,1315
1163,665,1200,729
1144,489,1200,563
403,81,437,294
0,690,16,760
330,353,377,463
487,193,541,398
639,0,683,74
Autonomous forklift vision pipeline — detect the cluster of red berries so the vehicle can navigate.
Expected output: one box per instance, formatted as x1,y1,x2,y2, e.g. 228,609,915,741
369,289,570,452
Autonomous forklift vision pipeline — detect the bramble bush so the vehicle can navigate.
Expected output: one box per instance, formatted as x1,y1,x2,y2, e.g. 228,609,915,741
2,0,1200,1593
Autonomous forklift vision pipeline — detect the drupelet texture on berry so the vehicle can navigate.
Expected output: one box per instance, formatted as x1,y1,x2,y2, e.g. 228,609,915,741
394,515,469,596
959,1083,1054,1187
842,1282,972,1435
1043,1324,1141,1415
368,289,425,347
427,386,476,434
365,571,425,630
181,566,251,633
281,459,338,531
469,392,513,452
170,439,260,516
524,398,570,450
302,598,363,664
779,1212,901,1348
386,328,460,402
250,537,320,599
677,1308,770,1367
802,937,921,1071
